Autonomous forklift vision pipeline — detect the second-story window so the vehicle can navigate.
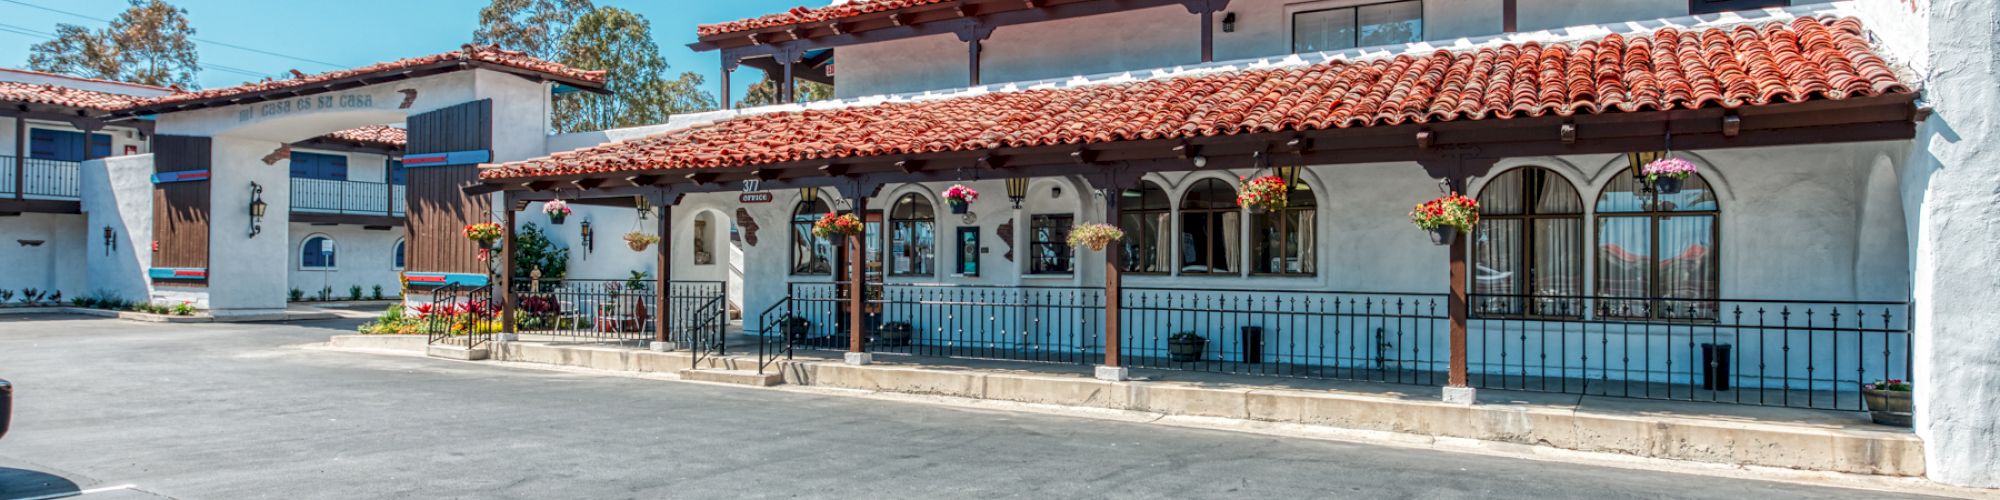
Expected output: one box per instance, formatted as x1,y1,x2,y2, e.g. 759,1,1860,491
1293,0,1423,53
290,152,348,181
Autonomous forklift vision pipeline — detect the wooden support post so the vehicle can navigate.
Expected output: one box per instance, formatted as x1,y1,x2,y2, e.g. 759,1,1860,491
1502,0,1518,33
1418,155,1494,392
500,204,518,334
1103,187,1123,368
848,195,868,353
13,114,24,200
780,58,796,104
967,37,983,86
720,56,734,108
1200,9,1215,63
656,202,673,344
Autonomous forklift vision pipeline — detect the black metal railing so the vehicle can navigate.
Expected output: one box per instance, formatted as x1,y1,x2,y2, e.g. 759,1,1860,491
424,283,495,349
0,156,82,200
687,295,729,368
290,178,404,216
1467,294,1912,411
1120,288,1447,385
870,284,1106,365
756,295,799,374
509,279,726,346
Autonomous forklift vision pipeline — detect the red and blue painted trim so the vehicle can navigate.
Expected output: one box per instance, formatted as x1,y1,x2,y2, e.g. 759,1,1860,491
401,150,491,168
401,272,490,287
151,170,210,184
148,267,208,280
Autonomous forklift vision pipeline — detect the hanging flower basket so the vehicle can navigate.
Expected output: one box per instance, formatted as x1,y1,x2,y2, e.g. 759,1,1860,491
1066,223,1125,252
942,184,978,214
1410,193,1478,246
543,200,572,225
812,212,864,243
624,232,659,252
1643,156,1697,195
463,222,504,248
1237,175,1288,214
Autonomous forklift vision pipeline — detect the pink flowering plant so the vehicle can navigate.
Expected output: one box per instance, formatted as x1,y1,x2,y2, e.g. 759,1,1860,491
1237,175,1288,212
1642,156,1697,182
942,184,979,205
1865,379,1912,392
542,199,572,216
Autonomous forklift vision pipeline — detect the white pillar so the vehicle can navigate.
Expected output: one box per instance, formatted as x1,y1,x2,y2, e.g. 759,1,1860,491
206,136,292,318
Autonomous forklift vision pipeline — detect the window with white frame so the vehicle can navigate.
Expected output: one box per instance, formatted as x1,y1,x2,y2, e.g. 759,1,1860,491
887,194,935,276
392,238,406,270
1292,0,1423,53
1117,182,1172,274
1595,173,1720,319
1179,179,1241,275
301,234,338,269
1251,182,1317,276
791,199,834,275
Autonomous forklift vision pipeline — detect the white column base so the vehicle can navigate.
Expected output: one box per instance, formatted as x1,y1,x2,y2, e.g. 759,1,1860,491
1442,386,1477,405
495,332,519,342
1094,366,1130,381
649,341,679,352
844,352,874,365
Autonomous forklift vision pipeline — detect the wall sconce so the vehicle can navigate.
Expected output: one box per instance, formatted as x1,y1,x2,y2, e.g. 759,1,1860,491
1221,12,1236,33
580,219,594,253
1274,164,1303,192
1051,186,1062,199
799,187,819,205
1006,177,1028,208
248,182,268,238
102,226,117,254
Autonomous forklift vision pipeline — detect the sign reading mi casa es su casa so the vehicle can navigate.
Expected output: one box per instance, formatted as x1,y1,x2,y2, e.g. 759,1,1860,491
239,93,377,122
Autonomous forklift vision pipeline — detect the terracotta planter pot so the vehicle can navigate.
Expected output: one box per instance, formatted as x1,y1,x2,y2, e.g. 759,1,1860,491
1428,226,1458,246
1863,387,1913,427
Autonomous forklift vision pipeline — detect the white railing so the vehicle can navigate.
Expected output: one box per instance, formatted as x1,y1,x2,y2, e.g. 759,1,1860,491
0,156,82,200
291,178,400,216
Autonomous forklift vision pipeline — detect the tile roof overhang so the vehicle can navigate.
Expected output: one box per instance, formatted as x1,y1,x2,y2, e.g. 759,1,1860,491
301,125,408,152
485,17,1920,197
692,0,1196,52
110,44,609,118
1,81,142,113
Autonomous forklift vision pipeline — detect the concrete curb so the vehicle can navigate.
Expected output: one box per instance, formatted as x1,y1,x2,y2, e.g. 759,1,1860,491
0,306,213,323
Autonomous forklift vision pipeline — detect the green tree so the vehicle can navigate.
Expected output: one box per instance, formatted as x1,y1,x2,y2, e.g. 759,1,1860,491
28,0,200,88
471,0,594,61
511,222,570,283
659,71,719,115
552,7,717,132
735,79,834,109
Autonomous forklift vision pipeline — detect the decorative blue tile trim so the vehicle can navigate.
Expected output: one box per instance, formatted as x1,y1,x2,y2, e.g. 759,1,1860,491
148,267,207,280
401,150,491,168
401,272,490,287
151,170,210,183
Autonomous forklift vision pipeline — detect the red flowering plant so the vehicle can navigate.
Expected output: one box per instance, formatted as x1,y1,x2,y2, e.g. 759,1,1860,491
812,212,865,239
463,222,504,247
1409,193,1479,232
941,184,979,206
1237,175,1288,213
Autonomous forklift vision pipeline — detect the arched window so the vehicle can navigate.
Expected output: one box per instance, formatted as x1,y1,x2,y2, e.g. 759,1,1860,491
301,234,337,269
1117,181,1171,274
790,199,834,275
1179,179,1240,275
392,238,406,270
1252,181,1316,276
888,193,935,276
1474,167,1583,317
1595,172,1720,319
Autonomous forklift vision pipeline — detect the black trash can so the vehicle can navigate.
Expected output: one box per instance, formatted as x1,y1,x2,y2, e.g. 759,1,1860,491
1,378,12,440
1240,326,1264,364
1699,343,1732,391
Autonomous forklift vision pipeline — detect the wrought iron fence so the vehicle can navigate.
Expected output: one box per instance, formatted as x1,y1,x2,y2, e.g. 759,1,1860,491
0,157,81,200
509,279,727,346
424,283,495,349
687,295,729,368
1120,288,1447,385
870,284,1106,364
1467,294,1912,411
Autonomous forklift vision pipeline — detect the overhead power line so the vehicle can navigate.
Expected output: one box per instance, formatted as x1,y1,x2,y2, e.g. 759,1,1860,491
0,20,274,81
0,0,352,70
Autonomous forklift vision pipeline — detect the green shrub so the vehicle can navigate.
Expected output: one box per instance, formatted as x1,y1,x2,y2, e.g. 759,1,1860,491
289,288,304,302
370,285,384,301
348,285,363,301
171,302,196,316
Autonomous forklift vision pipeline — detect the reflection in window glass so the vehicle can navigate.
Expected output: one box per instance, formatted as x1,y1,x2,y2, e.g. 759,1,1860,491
1595,174,1719,319
1180,179,1240,275
1118,182,1172,273
889,194,935,276
1030,214,1074,275
1293,0,1422,53
1252,183,1316,275
1473,167,1583,317
791,200,833,275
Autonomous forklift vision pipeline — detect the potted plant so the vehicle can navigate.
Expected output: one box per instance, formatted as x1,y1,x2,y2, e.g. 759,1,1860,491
1066,223,1125,252
879,321,914,346
1237,175,1288,214
941,184,978,214
812,212,864,244
1862,379,1913,427
624,232,659,252
543,199,572,225
1167,332,1206,362
1643,156,1697,194
779,314,811,342
1409,192,1478,246
464,222,504,261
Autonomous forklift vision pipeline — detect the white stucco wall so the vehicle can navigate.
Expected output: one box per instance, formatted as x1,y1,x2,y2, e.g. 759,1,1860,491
204,136,290,316
81,154,156,305
0,212,86,296
287,223,404,300
1857,0,2000,488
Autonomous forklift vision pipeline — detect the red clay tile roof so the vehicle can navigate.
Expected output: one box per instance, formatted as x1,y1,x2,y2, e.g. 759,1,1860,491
320,125,407,148
0,81,142,111
699,0,950,37
485,17,1911,181
129,44,607,112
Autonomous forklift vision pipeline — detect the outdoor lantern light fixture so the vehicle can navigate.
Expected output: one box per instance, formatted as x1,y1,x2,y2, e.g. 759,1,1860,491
1006,178,1028,208
248,182,268,238
799,187,819,204
1274,165,1303,191
580,219,595,252
102,226,116,254
1221,12,1236,32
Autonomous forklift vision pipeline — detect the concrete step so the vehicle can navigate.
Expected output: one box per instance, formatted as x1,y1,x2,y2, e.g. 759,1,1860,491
680,369,783,387
427,345,490,360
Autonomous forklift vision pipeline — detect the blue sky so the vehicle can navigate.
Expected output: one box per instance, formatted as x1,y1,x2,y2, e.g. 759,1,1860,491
0,0,810,99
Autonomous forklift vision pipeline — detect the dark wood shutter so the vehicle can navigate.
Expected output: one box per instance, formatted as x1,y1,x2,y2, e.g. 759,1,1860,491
152,135,211,286
403,99,494,275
